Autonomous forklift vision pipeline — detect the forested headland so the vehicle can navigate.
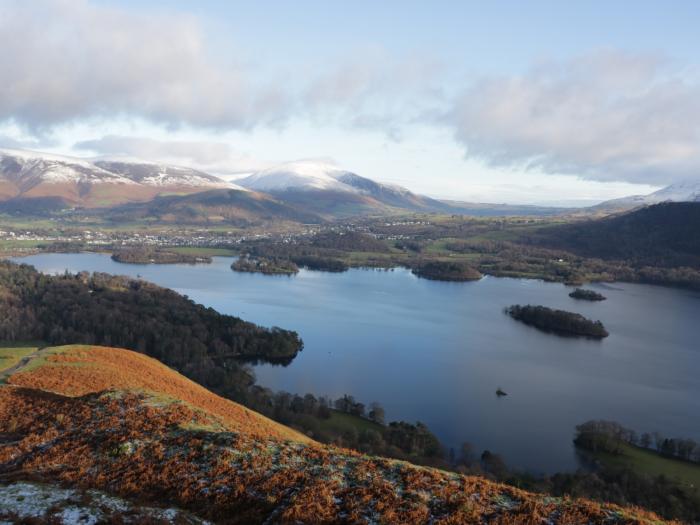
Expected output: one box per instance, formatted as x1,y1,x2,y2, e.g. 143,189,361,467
0,261,302,398
574,420,700,464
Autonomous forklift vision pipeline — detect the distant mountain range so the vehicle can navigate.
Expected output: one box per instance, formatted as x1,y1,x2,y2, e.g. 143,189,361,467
4,147,695,223
0,149,564,222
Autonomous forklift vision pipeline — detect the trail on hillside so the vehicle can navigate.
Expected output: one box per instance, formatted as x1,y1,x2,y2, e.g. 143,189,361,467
0,347,48,382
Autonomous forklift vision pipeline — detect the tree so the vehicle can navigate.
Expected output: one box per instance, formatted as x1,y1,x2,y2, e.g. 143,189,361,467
349,401,365,418
302,393,318,414
677,439,697,461
290,394,305,414
334,395,354,413
481,451,508,479
368,402,385,424
317,396,331,419
458,442,476,466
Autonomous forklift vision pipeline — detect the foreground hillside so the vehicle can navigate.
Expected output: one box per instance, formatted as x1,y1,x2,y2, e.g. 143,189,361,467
0,345,673,524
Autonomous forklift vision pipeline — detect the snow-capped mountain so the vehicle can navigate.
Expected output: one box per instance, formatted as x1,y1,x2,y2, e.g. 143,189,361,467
236,161,355,192
0,148,136,187
94,159,240,189
645,180,700,202
596,180,700,210
0,149,239,206
236,160,450,217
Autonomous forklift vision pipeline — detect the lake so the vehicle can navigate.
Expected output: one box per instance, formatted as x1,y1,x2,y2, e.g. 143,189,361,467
13,252,700,474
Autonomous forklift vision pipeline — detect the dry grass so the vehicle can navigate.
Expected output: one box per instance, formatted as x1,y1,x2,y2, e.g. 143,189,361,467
7,345,310,443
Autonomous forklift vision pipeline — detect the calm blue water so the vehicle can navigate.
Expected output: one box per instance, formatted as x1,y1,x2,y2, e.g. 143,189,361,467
13,253,700,474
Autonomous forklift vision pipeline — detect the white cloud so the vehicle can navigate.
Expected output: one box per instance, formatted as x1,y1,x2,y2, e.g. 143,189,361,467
448,50,700,185
74,135,269,174
0,0,288,131
0,1,440,142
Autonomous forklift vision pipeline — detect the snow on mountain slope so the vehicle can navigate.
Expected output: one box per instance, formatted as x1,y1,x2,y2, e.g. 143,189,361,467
94,159,241,189
238,160,427,199
236,160,451,217
647,180,700,202
237,160,354,192
597,179,700,210
0,148,241,206
0,148,136,187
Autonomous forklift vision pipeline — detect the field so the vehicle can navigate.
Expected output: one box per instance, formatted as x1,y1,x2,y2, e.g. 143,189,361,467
596,441,700,488
0,239,45,252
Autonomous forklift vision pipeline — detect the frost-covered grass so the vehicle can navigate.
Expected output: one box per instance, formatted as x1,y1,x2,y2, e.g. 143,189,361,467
0,481,210,524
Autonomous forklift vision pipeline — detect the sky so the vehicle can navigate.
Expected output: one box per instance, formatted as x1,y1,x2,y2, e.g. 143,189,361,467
1,0,699,205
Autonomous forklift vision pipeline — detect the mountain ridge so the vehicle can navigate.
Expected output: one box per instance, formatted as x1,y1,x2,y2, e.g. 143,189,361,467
0,148,238,207
237,160,453,217
0,148,574,218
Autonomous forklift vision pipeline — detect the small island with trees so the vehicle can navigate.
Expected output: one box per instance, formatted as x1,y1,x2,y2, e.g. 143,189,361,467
232,255,299,275
505,304,609,338
112,247,212,265
412,260,482,282
569,288,607,301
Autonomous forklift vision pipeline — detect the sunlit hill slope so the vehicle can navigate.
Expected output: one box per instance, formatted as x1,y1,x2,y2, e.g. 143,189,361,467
0,345,675,524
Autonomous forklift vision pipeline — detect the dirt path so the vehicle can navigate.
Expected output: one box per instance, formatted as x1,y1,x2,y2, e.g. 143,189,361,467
0,347,49,382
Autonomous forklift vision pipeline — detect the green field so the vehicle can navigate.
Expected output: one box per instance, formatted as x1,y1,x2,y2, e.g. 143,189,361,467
0,239,45,251
596,441,700,488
